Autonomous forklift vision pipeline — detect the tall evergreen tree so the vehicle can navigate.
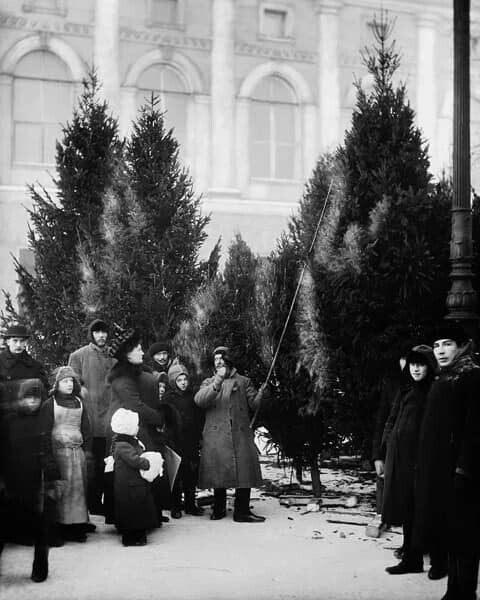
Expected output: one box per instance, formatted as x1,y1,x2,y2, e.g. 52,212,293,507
296,15,452,455
3,72,121,367
81,97,209,345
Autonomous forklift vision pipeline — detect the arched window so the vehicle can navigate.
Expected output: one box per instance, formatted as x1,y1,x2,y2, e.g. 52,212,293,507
136,64,189,152
250,75,299,180
13,50,73,165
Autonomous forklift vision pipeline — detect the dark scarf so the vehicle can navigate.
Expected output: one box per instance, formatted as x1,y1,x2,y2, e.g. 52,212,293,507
438,344,480,383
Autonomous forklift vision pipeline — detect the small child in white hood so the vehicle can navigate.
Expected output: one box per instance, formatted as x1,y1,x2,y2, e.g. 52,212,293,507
110,408,160,546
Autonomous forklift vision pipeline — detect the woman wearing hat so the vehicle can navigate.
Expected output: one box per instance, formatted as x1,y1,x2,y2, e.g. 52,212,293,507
104,328,166,524
382,345,436,575
415,323,480,599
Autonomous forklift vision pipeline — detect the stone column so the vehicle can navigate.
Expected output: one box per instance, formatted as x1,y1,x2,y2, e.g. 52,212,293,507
93,0,120,114
303,104,318,178
446,0,477,324
193,94,210,195
315,0,342,152
0,74,13,184
417,14,438,172
209,0,239,195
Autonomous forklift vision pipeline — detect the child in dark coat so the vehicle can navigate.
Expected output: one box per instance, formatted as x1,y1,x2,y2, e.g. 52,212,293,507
111,408,159,546
164,363,204,518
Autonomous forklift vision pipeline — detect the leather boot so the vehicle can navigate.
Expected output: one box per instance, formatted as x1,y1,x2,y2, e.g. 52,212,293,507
31,543,49,583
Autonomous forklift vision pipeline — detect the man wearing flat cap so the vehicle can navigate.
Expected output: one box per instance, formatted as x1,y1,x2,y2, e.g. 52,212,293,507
68,319,116,515
414,323,480,599
195,346,266,523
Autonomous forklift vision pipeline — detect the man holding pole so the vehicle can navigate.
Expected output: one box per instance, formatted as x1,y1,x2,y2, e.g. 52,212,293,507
194,346,266,523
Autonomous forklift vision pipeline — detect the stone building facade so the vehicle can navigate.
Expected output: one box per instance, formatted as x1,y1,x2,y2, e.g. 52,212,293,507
0,0,477,303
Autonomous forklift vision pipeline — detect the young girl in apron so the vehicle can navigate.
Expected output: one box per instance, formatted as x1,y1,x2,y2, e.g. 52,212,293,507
44,366,91,542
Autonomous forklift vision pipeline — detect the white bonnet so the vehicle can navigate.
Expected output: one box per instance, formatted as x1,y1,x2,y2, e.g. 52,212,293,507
111,408,139,436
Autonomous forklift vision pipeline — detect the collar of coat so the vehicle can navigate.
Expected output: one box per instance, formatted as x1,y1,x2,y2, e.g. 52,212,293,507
88,342,111,355
0,349,37,369
438,347,480,382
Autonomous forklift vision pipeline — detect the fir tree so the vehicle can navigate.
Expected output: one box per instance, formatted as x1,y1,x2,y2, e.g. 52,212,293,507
297,14,452,455
82,97,209,345
3,72,121,367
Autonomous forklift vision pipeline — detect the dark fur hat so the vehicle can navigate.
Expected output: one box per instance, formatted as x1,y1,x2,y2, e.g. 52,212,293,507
109,328,141,360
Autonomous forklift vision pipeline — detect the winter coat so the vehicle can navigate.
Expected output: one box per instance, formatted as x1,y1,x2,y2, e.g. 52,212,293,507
112,434,158,532
371,375,403,462
68,337,116,437
414,350,480,555
381,382,429,525
0,386,59,515
0,349,48,410
108,362,166,451
195,368,262,489
163,387,204,461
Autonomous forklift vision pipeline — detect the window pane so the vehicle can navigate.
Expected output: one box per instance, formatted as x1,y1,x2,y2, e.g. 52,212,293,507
44,122,61,164
151,0,177,23
250,102,270,142
251,141,270,178
14,79,43,121
275,144,295,179
163,92,187,147
137,65,162,90
43,81,72,122
251,78,270,102
14,123,43,163
270,76,295,103
162,66,185,93
15,50,70,80
263,9,286,38
274,104,294,142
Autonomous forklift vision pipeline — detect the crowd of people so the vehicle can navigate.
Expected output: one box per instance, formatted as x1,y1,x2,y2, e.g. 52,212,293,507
0,320,265,583
0,318,479,600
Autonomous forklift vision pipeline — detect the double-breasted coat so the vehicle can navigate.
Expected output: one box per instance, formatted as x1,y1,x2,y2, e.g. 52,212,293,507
194,368,262,489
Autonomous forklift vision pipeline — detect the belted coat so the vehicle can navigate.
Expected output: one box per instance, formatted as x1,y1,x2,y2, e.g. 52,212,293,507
194,368,262,489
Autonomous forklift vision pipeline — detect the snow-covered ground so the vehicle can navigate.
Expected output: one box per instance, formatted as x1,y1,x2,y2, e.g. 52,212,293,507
0,457,457,599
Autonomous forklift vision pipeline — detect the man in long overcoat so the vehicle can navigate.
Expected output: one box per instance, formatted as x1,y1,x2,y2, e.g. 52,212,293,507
68,318,116,515
414,323,480,600
195,346,265,523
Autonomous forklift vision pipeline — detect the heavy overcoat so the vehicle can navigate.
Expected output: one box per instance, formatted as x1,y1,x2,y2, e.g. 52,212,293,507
195,368,262,489
68,337,116,437
414,352,480,556
108,363,165,450
112,434,158,532
381,383,428,525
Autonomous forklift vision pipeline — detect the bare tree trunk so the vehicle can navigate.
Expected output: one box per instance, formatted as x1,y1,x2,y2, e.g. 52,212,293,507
294,459,303,484
310,453,322,498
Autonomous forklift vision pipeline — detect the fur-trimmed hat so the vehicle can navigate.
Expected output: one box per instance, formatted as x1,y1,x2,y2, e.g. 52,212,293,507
168,362,189,389
431,322,470,347
109,327,141,360
111,408,139,436
213,346,233,366
148,340,171,358
405,344,436,373
4,324,30,339
51,365,82,395
88,319,109,338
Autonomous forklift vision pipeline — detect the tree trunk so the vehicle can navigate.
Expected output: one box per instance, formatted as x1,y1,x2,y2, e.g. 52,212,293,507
310,453,322,498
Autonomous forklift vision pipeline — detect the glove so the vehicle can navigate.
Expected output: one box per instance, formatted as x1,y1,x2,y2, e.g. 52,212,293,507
213,371,225,390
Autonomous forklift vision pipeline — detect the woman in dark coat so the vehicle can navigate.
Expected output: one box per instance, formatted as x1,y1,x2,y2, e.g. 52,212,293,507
382,345,436,575
111,408,158,546
414,324,480,600
103,329,166,524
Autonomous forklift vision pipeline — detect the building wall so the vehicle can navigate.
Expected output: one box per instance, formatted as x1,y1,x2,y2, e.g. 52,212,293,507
0,0,476,307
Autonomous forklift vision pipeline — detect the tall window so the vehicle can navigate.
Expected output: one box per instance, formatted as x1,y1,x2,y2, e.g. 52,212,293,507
136,64,188,152
250,76,299,180
13,51,73,165
22,0,67,16
263,9,287,38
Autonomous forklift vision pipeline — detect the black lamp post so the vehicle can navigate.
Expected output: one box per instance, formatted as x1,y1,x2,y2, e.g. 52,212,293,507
445,0,478,330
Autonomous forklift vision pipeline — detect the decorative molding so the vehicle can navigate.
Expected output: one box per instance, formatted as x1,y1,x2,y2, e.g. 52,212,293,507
0,14,92,36
235,41,316,63
238,61,314,103
120,27,211,51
